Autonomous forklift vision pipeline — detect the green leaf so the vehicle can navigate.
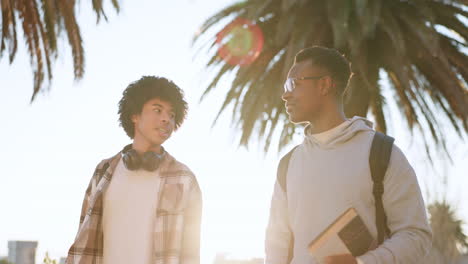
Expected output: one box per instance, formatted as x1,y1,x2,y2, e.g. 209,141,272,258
327,0,351,48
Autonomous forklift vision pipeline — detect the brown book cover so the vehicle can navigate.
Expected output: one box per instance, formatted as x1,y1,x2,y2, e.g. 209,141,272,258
308,208,374,261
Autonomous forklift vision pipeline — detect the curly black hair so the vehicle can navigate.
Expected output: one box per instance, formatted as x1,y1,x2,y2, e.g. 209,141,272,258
118,76,188,138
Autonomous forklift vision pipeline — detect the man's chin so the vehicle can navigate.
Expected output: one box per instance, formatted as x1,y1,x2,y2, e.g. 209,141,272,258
288,115,307,124
155,133,171,144
150,137,169,148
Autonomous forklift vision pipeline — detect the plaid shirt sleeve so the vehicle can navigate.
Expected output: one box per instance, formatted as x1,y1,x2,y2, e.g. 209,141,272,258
67,159,111,264
77,176,93,230
77,160,107,229
180,176,202,264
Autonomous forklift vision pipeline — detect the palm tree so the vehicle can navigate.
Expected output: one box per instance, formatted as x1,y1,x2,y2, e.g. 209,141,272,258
426,201,468,263
194,0,468,154
0,0,119,101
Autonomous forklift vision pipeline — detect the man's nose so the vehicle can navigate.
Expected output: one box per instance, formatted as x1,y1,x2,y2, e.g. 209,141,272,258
161,112,170,123
282,90,292,102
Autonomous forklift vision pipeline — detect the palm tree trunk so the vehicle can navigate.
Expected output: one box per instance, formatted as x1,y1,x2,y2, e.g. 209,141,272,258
344,73,370,118
344,49,386,133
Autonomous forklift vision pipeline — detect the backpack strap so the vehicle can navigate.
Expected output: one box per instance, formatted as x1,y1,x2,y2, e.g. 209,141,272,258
369,131,394,245
277,146,298,193
276,145,298,264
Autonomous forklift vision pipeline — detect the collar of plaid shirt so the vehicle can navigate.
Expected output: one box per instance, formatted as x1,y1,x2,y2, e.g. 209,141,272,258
66,149,202,264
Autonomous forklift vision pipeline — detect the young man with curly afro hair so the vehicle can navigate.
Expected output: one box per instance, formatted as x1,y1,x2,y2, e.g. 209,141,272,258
66,76,202,264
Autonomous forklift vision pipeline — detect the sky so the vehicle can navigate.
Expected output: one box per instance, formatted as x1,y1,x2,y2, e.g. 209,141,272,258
0,1,467,263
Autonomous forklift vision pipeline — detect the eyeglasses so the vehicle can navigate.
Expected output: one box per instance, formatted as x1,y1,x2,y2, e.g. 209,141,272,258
283,76,327,93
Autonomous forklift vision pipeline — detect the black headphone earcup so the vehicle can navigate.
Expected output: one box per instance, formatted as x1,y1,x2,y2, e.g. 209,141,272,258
141,151,162,171
123,148,141,170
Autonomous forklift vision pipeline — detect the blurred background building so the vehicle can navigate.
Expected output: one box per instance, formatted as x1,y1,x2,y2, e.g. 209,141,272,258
7,241,38,264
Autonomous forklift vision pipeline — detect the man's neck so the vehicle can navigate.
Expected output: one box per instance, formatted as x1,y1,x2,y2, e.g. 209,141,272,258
308,110,347,135
132,139,162,155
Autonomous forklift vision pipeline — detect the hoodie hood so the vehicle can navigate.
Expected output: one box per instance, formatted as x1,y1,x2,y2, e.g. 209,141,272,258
304,116,373,149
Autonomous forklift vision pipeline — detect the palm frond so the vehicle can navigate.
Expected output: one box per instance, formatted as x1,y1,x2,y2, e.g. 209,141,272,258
192,1,247,44
0,0,120,101
194,0,468,156
1,0,18,61
429,201,468,262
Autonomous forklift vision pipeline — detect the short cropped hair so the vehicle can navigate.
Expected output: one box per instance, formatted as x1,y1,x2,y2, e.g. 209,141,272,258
294,46,352,95
118,76,188,138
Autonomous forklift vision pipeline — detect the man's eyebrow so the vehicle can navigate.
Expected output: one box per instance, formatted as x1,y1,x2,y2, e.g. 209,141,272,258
152,103,174,112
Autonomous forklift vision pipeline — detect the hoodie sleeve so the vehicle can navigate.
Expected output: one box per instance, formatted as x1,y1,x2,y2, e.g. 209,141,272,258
265,180,294,264
357,145,432,263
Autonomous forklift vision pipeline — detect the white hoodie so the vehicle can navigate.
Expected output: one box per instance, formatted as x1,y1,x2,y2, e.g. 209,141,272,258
265,116,432,264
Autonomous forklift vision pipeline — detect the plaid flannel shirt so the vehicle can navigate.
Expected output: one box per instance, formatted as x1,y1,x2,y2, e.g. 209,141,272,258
66,149,202,264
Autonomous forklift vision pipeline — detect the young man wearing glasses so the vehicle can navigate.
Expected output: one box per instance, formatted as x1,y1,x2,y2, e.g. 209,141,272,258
66,76,202,264
265,46,431,264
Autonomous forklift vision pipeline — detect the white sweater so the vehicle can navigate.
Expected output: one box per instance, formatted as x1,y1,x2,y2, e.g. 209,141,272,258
265,116,432,264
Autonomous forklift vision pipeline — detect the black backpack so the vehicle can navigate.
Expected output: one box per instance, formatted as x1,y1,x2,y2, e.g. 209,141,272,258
276,131,394,262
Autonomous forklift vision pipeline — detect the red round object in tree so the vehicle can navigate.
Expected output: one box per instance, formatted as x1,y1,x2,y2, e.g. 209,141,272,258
216,18,264,66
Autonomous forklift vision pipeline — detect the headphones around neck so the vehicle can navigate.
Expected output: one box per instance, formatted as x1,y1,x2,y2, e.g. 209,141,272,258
121,144,165,171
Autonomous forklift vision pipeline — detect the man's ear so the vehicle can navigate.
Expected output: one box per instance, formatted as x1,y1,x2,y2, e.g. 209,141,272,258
131,114,139,123
320,76,334,96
